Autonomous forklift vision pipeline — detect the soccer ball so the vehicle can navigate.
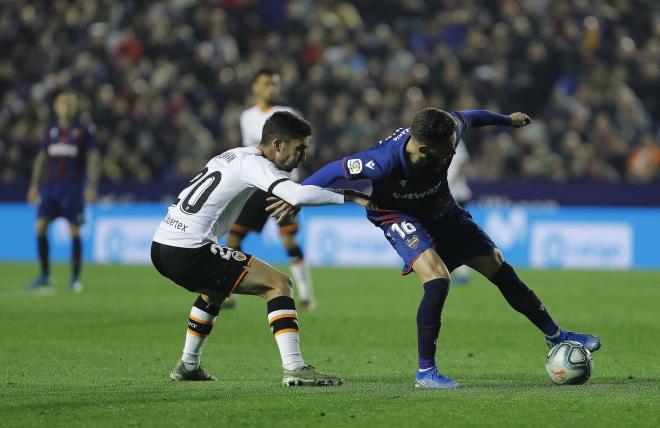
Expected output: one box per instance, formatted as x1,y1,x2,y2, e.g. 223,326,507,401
545,340,593,385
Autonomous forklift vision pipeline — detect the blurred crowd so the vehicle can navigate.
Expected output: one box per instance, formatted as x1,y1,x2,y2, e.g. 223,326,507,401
1,0,659,187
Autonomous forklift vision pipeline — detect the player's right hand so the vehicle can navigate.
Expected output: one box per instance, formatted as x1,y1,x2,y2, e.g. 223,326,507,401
27,185,38,204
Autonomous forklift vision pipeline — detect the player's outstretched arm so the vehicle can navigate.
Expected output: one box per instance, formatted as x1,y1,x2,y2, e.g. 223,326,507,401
457,110,531,128
240,154,348,207
269,180,346,207
301,160,345,187
266,189,370,224
303,146,394,187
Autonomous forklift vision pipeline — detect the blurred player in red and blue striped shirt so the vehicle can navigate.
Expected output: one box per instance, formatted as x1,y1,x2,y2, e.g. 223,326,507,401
26,91,100,293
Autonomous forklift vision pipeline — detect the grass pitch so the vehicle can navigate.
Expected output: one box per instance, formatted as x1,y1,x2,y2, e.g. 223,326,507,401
0,263,658,427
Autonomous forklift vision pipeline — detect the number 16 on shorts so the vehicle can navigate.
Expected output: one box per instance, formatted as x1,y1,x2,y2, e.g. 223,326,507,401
389,221,421,249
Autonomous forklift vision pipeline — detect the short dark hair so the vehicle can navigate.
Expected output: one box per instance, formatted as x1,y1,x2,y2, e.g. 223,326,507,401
253,68,277,83
259,111,312,145
410,108,457,146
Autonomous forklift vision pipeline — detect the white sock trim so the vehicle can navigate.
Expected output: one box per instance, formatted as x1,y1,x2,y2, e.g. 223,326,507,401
190,306,216,322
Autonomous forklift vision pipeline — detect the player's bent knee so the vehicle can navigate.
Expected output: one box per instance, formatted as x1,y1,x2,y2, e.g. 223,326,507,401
415,266,450,283
272,273,293,296
200,293,224,307
412,249,450,283
423,271,450,283
261,273,293,301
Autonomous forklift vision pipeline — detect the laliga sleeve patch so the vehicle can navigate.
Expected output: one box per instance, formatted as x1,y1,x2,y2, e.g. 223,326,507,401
347,159,363,175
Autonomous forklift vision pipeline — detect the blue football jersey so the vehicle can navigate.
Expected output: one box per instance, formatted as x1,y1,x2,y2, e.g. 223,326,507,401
339,112,470,221
303,109,512,223
42,120,96,183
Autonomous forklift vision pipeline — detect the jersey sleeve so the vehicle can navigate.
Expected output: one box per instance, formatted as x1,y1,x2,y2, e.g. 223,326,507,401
238,154,290,191
270,180,344,206
239,154,343,206
452,110,512,141
302,146,397,188
341,146,398,181
301,160,344,187
453,110,512,128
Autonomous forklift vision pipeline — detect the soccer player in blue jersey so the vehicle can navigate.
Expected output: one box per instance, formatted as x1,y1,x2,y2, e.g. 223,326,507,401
268,108,601,388
26,91,100,293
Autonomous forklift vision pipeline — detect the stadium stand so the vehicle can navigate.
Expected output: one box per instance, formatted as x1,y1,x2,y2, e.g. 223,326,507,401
0,0,658,196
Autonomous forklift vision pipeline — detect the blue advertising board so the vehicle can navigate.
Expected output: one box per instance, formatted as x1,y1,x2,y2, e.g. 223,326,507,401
0,203,658,269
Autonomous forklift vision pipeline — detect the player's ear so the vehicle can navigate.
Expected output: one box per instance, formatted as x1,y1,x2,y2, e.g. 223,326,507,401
418,143,429,154
272,138,284,151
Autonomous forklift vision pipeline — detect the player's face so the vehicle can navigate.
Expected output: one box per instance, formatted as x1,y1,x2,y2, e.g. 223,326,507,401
423,132,457,165
275,137,310,171
54,93,78,121
253,74,281,105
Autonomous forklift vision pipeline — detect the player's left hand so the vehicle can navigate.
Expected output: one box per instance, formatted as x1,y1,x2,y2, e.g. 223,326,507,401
266,197,300,224
85,187,97,203
510,112,531,128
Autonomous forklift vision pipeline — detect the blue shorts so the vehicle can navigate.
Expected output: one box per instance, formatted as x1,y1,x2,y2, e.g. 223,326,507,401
370,209,495,275
38,182,85,224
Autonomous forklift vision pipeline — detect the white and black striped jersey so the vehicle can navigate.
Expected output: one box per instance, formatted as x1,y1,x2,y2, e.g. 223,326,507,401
153,146,343,248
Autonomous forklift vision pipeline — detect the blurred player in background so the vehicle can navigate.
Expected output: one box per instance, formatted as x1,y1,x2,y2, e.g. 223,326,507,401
269,108,601,389
447,143,472,284
26,90,99,293
226,69,317,310
152,112,368,385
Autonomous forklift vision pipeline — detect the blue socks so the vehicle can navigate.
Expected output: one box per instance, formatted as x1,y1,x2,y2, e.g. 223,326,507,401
37,235,49,277
72,236,82,279
490,262,559,337
417,278,450,371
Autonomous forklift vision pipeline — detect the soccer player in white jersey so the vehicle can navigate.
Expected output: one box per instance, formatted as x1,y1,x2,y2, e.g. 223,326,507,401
152,112,369,385
226,69,318,311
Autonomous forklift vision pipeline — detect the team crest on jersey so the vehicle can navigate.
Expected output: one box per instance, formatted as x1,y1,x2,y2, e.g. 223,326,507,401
347,159,363,175
232,251,247,262
406,235,419,249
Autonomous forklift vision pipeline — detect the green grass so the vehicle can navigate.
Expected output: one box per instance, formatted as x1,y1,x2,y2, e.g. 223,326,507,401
0,264,658,427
